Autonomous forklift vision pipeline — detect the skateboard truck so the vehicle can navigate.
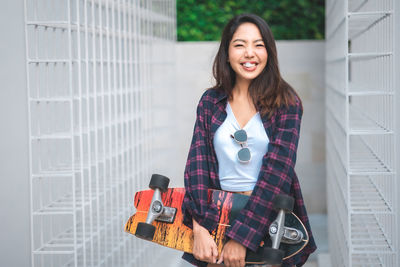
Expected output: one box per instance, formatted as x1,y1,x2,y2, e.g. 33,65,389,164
135,174,176,240
145,187,177,224
263,194,297,265
269,222,304,245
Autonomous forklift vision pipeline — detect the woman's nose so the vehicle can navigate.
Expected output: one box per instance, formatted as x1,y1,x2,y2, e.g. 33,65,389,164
244,46,255,57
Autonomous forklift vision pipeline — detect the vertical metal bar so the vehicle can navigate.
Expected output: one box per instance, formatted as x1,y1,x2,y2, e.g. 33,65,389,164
90,1,101,264
24,0,35,264
44,7,51,266
75,0,87,265
126,2,131,263
140,0,144,192
132,1,140,258
147,0,153,182
97,1,106,265
105,0,112,263
122,3,129,264
127,0,135,261
111,2,118,266
144,0,150,185
394,0,399,265
66,0,78,265
134,0,140,199
83,0,94,265
116,0,122,263
344,1,351,266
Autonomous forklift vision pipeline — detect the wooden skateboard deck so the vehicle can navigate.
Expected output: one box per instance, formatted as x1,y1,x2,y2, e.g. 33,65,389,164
124,188,309,264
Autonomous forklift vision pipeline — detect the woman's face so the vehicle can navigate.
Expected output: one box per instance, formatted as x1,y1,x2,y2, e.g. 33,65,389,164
228,22,268,83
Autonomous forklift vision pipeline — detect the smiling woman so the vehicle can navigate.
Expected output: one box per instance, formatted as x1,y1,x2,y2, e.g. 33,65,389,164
181,13,317,267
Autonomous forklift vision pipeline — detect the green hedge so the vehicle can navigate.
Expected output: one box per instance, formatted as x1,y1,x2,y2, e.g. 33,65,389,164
177,0,325,41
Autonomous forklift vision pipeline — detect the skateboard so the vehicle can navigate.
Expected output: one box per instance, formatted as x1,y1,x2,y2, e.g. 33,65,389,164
124,174,309,265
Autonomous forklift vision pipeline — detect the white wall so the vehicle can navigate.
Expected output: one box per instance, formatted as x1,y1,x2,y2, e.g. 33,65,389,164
174,41,326,214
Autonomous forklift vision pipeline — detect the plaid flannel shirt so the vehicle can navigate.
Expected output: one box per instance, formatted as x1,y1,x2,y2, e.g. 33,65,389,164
182,89,317,267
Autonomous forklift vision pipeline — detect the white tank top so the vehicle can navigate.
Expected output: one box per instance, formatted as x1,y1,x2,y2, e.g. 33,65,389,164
213,102,269,191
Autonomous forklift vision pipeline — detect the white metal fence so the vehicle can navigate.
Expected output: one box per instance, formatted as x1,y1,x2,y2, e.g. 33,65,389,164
24,0,176,266
326,0,398,266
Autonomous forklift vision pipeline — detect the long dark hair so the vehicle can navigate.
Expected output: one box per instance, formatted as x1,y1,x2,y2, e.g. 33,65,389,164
211,13,302,118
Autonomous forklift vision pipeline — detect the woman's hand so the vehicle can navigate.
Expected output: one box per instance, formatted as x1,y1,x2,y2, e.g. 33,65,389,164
192,219,218,264
217,239,246,267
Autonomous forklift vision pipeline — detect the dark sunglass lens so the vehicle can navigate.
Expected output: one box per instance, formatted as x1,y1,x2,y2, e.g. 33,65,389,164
234,129,247,143
238,147,251,162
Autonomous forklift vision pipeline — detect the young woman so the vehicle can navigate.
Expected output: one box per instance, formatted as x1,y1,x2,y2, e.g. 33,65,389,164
181,14,317,267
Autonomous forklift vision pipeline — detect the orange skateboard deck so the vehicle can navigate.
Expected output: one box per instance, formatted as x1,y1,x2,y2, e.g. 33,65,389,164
125,187,309,264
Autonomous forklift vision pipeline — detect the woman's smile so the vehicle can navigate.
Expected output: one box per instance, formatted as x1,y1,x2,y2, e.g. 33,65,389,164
241,61,258,71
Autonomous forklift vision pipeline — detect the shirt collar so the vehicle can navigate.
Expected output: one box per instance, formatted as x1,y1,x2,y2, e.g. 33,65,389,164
215,89,228,103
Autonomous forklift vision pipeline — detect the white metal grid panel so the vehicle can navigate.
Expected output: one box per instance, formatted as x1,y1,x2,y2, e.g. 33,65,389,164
326,0,398,266
24,0,176,266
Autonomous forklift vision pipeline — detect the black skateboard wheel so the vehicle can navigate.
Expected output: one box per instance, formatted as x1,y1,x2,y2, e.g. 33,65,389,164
263,247,284,265
272,194,294,212
135,222,156,240
149,174,170,192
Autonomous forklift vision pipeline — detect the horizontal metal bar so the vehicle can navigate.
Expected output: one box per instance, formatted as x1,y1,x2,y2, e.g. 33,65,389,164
28,59,70,64
348,91,394,96
32,211,75,215
33,250,74,255
31,134,73,140
348,11,393,17
30,97,72,103
348,52,393,59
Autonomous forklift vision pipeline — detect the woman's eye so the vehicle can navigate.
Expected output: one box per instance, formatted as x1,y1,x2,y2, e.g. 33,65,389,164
234,44,243,47
257,44,265,47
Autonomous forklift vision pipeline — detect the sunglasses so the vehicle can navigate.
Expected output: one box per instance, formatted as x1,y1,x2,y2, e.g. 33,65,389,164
230,129,251,163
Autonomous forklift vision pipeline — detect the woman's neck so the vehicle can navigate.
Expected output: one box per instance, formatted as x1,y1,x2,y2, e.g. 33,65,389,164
232,78,251,100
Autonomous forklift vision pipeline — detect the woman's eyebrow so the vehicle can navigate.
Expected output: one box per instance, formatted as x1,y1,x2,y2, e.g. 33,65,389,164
232,38,264,43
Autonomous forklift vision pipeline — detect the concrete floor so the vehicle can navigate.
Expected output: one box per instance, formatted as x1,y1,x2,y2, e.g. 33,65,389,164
153,214,329,267
158,248,318,267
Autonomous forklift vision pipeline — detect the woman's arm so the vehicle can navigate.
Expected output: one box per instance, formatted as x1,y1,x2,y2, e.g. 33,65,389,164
225,98,303,252
181,91,221,264
182,92,220,231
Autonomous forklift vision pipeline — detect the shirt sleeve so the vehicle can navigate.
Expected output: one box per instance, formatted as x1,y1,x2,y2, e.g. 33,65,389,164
225,98,303,251
182,94,220,232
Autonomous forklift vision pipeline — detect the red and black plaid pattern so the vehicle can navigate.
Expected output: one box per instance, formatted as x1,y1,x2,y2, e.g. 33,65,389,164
182,89,317,267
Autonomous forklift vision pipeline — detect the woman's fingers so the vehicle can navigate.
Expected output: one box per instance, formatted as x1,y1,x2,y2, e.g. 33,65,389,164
192,238,218,263
192,220,219,263
220,239,246,267
239,257,245,267
193,246,211,262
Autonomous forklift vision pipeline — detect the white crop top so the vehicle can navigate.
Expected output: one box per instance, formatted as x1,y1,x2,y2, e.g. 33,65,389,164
213,102,269,192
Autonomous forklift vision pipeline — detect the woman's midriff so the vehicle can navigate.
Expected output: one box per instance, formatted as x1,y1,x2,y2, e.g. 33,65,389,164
227,190,252,196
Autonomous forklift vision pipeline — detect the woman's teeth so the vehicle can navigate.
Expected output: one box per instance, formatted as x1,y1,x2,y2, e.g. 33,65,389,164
243,62,255,67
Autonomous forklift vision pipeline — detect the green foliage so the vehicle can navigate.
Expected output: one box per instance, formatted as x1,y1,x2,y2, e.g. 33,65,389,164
177,0,325,41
